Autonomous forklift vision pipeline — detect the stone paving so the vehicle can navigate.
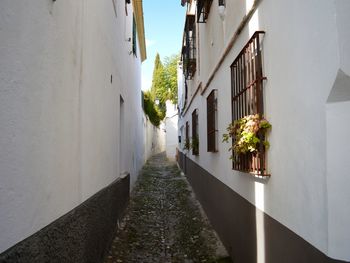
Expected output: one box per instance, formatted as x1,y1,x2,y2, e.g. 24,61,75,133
104,152,232,263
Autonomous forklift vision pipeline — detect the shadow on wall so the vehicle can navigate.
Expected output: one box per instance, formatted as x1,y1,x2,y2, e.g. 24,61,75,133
326,69,350,260
178,152,350,263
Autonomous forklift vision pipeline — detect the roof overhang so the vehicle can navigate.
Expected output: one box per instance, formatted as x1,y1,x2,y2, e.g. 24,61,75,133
132,0,147,62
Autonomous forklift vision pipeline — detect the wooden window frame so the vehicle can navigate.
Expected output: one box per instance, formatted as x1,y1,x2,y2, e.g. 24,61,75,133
192,109,199,155
230,31,268,176
185,121,190,150
207,90,218,152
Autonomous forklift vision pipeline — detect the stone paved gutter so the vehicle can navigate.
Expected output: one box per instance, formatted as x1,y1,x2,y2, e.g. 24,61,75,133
104,152,232,263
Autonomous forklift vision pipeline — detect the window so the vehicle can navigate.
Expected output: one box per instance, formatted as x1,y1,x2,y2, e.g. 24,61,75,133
197,0,213,23
192,109,199,155
112,0,117,17
185,121,190,150
230,31,267,175
132,15,137,56
182,14,196,80
207,90,217,152
125,0,130,15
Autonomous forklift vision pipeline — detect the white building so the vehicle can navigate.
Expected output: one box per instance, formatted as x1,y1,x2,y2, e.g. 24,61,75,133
178,0,350,262
165,100,179,161
0,0,162,261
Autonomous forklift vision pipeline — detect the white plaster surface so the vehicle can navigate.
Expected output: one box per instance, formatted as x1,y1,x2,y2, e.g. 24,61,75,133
178,0,350,260
165,101,179,161
326,101,350,260
0,0,160,253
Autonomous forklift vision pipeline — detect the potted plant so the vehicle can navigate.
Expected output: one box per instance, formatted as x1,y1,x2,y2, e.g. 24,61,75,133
223,114,271,159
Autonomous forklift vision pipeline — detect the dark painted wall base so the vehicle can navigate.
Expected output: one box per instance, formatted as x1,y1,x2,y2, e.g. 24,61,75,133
178,152,348,263
0,175,130,263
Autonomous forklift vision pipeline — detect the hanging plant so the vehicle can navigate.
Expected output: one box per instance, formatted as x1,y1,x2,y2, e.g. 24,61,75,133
223,114,271,158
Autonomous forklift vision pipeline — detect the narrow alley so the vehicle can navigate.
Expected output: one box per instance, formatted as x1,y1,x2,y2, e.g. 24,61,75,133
104,153,231,263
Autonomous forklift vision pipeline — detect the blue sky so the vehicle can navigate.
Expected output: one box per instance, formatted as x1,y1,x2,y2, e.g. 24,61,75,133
142,1,186,91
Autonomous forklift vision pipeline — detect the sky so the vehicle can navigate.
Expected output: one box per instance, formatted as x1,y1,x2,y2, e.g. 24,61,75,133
141,1,186,91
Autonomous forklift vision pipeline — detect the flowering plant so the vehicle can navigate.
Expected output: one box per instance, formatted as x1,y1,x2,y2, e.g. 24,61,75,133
223,114,271,157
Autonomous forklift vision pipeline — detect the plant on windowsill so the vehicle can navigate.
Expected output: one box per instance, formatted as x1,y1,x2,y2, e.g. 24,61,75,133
191,135,199,155
184,138,191,151
222,114,271,159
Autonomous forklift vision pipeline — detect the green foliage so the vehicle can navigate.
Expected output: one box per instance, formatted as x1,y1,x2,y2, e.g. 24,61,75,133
163,54,180,104
149,53,180,120
191,135,199,154
184,138,191,150
223,114,271,157
143,91,162,127
150,53,167,119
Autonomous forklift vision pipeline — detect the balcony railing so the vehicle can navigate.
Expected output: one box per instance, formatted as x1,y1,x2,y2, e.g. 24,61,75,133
182,14,196,80
197,0,213,23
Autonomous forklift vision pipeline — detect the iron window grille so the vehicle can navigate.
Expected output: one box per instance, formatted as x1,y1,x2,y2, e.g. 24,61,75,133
185,121,190,150
132,16,137,56
182,14,196,80
192,109,199,155
207,89,218,152
197,0,213,23
230,31,268,176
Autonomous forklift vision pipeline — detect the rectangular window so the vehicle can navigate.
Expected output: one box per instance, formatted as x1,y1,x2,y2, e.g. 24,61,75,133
182,14,196,80
230,31,267,175
197,0,213,23
192,109,199,155
207,90,217,152
112,0,117,17
132,15,137,56
185,121,190,150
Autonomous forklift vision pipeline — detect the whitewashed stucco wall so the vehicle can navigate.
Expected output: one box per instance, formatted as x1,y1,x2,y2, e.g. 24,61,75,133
165,101,179,161
179,0,350,260
0,0,146,253
143,114,166,162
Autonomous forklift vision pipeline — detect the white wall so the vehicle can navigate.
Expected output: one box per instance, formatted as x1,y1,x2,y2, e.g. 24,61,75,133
179,0,350,260
165,101,179,161
0,0,146,253
143,114,166,161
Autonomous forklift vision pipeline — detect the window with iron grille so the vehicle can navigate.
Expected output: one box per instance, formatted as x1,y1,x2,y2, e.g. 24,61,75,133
207,90,217,152
230,31,267,176
192,109,199,155
185,121,190,150
197,0,213,23
132,15,137,56
182,14,196,80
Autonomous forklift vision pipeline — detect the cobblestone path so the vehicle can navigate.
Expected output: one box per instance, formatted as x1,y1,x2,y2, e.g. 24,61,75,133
104,152,231,263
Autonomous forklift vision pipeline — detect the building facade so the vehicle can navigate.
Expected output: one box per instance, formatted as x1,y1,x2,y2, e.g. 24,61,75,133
178,0,350,262
0,0,156,261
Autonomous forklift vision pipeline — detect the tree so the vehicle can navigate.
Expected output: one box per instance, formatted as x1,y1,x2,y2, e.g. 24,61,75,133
143,91,162,126
151,53,166,101
150,53,167,119
163,54,180,104
146,52,180,123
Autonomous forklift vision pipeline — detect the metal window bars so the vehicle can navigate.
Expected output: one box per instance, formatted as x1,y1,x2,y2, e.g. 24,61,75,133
197,0,213,23
230,31,268,176
207,90,218,152
192,109,199,155
182,14,196,80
